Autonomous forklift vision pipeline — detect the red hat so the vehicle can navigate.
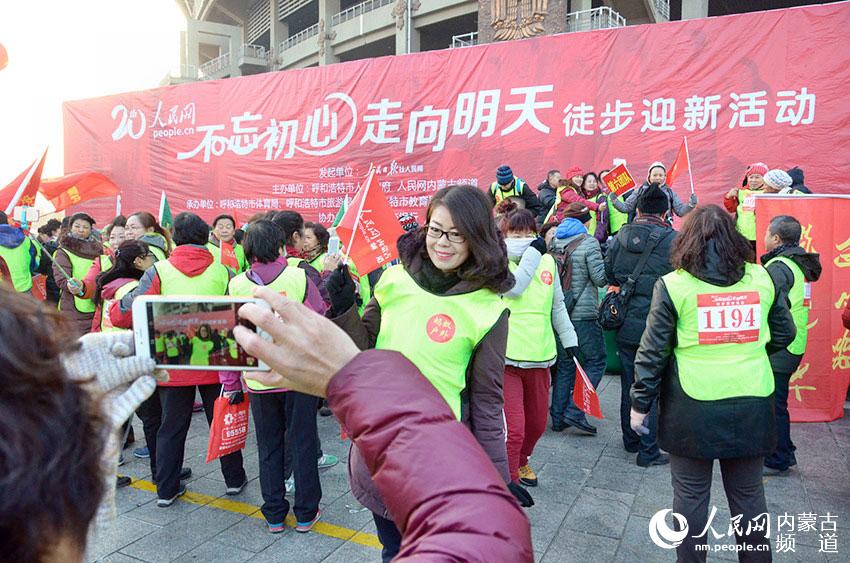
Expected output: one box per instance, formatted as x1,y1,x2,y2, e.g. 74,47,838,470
565,165,583,179
746,162,768,176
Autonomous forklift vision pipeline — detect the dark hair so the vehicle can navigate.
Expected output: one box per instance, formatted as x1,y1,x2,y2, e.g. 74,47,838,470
0,287,104,561
580,172,600,198
128,211,173,254
304,222,330,251
103,215,127,239
423,185,513,293
212,214,236,229
497,203,537,235
37,218,62,236
69,212,95,228
196,324,212,340
243,220,284,264
768,215,802,245
172,212,210,246
547,169,560,179
539,220,560,241
671,205,754,278
270,210,304,245
94,240,151,305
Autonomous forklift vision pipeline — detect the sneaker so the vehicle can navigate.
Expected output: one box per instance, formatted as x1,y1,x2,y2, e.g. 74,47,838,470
192,401,204,413
295,510,321,533
318,454,339,470
180,467,192,481
116,475,132,488
226,478,248,496
285,477,295,494
637,453,670,467
518,465,538,487
564,417,597,436
133,446,150,459
267,521,286,534
157,485,187,507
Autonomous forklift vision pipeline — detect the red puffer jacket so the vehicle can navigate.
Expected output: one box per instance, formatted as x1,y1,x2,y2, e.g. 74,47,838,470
327,349,532,562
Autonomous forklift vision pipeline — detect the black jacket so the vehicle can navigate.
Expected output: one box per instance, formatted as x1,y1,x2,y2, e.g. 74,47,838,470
631,242,796,460
762,245,822,374
490,179,543,219
536,180,557,223
37,239,60,303
604,217,676,348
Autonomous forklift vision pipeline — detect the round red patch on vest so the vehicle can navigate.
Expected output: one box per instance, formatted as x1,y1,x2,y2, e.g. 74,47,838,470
540,270,553,285
426,314,456,343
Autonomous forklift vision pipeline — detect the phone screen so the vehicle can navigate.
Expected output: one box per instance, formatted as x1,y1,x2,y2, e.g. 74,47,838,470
146,300,260,369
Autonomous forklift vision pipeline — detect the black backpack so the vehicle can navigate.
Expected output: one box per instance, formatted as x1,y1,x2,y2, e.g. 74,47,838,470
550,235,585,313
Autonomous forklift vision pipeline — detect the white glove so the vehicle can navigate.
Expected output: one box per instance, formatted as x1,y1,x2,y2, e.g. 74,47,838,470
630,408,649,436
63,332,167,531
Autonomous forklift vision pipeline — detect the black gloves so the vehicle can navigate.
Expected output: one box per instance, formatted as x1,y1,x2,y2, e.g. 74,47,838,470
508,481,535,507
530,236,547,255
564,346,579,359
227,390,244,405
326,264,356,315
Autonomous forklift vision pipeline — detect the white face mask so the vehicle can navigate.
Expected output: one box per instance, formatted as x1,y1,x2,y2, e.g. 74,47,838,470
505,237,535,259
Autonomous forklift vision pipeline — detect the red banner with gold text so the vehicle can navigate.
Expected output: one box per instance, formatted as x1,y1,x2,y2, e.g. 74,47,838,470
756,194,850,422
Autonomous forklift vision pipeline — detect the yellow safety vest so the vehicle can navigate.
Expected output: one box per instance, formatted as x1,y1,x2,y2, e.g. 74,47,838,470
490,178,526,204
57,248,97,313
0,236,34,292
766,256,809,355
154,259,230,296
504,254,557,363
100,280,139,332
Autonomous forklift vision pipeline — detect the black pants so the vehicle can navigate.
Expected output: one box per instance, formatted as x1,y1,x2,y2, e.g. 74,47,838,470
251,391,322,524
136,388,162,478
765,370,796,470
618,346,660,464
156,384,246,499
670,455,771,562
373,513,403,563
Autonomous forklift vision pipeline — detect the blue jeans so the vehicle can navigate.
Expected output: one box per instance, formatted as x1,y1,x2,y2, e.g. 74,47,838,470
551,320,607,425
618,346,660,463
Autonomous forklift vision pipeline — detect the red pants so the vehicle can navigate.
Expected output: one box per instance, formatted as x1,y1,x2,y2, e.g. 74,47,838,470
504,365,550,482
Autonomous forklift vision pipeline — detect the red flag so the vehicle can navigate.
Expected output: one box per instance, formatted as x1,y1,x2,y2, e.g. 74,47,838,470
666,139,688,188
220,240,239,270
335,169,405,275
0,149,48,214
572,358,604,419
39,171,120,212
601,164,637,196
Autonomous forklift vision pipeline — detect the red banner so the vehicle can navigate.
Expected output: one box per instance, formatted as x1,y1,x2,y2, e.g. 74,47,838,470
573,358,603,419
756,195,850,422
63,4,850,225
601,164,636,196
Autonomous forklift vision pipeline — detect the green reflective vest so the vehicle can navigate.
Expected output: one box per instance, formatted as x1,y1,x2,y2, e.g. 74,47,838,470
190,336,214,365
735,189,759,241
766,256,809,355
663,263,775,401
57,248,97,313
229,266,307,391
207,241,247,273
164,336,180,358
0,237,34,292
505,254,557,363
374,265,506,419
100,280,138,332
150,245,167,262
309,252,328,273
490,178,526,204
154,259,229,296
608,190,632,234
155,334,166,354
100,253,113,272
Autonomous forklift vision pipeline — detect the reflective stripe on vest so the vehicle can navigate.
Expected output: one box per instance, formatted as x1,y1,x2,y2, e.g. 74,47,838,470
766,256,809,355
736,189,758,241
229,266,307,391
59,249,97,313
154,259,229,296
374,264,506,419
100,280,139,332
505,254,557,362
662,263,775,401
0,237,33,292
490,178,525,203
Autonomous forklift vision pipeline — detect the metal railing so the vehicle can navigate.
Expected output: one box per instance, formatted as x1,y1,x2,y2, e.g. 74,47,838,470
566,7,626,33
280,23,319,51
451,32,478,48
654,0,670,20
331,0,394,27
239,43,270,62
199,51,232,78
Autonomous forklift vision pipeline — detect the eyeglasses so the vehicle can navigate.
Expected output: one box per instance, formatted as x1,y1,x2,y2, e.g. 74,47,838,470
426,224,466,243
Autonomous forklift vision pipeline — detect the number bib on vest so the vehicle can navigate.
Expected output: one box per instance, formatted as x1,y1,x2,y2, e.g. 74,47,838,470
696,291,761,345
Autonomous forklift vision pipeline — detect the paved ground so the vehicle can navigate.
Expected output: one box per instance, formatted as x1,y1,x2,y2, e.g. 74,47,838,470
90,374,850,562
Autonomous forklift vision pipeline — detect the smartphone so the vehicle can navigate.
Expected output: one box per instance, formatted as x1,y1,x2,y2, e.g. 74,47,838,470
328,235,341,255
132,295,271,371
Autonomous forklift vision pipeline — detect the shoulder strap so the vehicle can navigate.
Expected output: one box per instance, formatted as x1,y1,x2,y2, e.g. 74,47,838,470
625,231,664,287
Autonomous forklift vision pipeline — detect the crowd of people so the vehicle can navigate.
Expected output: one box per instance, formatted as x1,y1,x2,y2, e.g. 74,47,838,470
0,158,847,562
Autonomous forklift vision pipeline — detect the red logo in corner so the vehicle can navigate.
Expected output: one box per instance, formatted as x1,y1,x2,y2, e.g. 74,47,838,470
426,314,456,343
540,271,553,285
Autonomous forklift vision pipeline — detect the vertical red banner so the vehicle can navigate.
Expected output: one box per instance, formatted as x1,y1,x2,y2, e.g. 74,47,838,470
756,195,850,422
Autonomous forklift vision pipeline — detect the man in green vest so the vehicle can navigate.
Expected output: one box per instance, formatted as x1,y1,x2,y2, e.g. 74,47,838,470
489,165,542,218
761,215,822,473
0,212,38,292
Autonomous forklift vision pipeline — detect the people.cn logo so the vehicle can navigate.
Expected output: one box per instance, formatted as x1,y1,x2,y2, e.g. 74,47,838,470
224,413,235,425
649,509,689,549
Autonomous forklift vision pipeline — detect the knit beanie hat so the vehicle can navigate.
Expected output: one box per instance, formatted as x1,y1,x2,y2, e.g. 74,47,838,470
496,165,514,185
565,165,583,179
563,202,592,224
646,161,666,183
763,169,793,190
746,162,768,177
637,183,669,215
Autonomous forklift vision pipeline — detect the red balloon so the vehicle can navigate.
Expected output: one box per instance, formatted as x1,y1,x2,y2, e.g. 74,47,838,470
0,43,7,72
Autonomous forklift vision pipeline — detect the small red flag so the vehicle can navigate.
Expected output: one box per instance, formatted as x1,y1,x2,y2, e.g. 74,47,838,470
601,164,636,196
666,139,688,188
335,169,405,275
220,240,239,270
572,358,604,419
0,148,48,214
39,171,120,212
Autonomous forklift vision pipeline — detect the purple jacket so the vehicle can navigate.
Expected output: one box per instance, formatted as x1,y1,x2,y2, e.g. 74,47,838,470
329,350,532,561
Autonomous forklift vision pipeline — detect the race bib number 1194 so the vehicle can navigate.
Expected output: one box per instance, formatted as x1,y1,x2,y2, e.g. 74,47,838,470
696,291,761,345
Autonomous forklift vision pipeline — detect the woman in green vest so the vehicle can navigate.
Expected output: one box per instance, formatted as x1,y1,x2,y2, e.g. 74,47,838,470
723,162,768,246
327,185,520,561
579,172,609,243
207,214,247,273
53,212,103,336
189,324,214,366
630,205,795,560
498,204,578,489
125,211,172,262
92,239,154,334
303,221,329,273
270,211,330,305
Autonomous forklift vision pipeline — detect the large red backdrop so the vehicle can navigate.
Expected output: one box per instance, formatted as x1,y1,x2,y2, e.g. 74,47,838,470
63,3,850,224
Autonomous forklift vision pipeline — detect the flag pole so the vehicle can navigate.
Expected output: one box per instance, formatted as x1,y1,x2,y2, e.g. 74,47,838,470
158,191,166,224
4,148,47,215
343,165,375,265
684,136,695,195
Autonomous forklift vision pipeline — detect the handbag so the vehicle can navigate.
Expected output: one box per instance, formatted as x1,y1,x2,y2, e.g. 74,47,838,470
206,390,250,463
598,231,663,330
